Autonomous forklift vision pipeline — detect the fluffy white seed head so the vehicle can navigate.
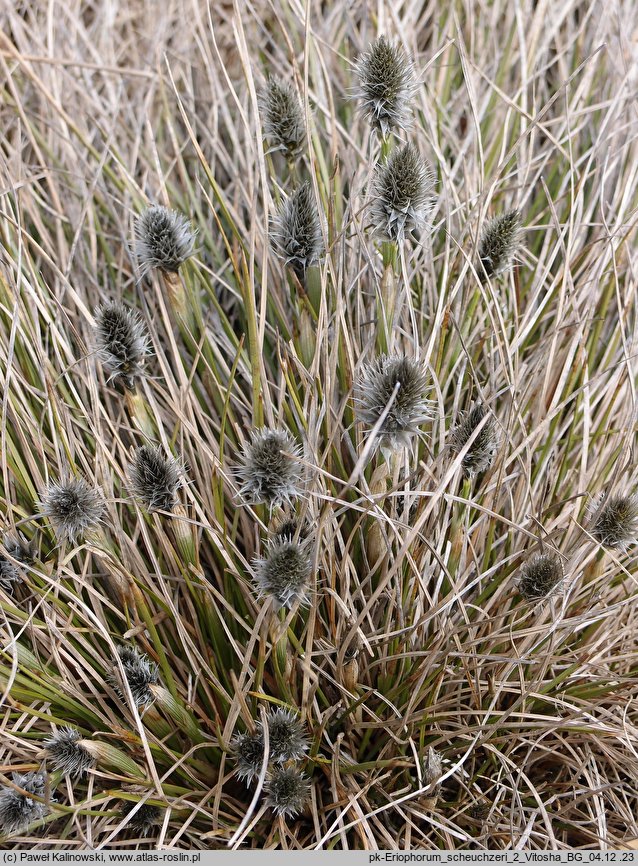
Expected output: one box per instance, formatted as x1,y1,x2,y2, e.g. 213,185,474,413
135,205,195,276
355,354,434,453
355,36,416,136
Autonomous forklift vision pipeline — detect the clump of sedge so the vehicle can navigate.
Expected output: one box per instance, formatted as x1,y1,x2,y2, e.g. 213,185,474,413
355,36,415,136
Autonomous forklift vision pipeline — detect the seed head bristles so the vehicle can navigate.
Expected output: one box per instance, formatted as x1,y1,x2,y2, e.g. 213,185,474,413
43,726,95,777
0,532,33,591
119,801,162,836
355,354,434,453
237,428,304,510
232,730,266,785
355,36,416,137
259,76,305,157
370,143,435,242
135,205,195,277
94,301,149,391
478,210,522,280
38,476,105,544
448,403,500,476
518,551,564,601
271,182,323,278
253,537,312,610
264,766,310,818
588,492,638,551
263,708,309,763
0,772,48,835
0,558,19,591
128,445,183,513
111,645,160,708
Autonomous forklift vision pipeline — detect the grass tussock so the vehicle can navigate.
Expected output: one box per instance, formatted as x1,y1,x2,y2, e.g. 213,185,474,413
0,0,638,851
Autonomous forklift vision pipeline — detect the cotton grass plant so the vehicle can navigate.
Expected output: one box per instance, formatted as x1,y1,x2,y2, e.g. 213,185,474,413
0,0,637,852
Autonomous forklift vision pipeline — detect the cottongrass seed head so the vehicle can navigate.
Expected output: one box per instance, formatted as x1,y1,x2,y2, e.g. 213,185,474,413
43,726,95,777
0,772,48,835
449,403,500,476
94,301,149,390
260,76,305,157
135,205,195,276
111,645,160,707
264,708,310,763
370,143,435,242
478,210,522,280
355,354,434,453
237,428,304,510
232,730,265,785
355,36,415,136
589,492,638,550
0,532,32,592
271,181,323,278
38,476,105,544
265,766,310,818
119,801,162,836
518,551,564,601
253,537,312,610
128,445,183,513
